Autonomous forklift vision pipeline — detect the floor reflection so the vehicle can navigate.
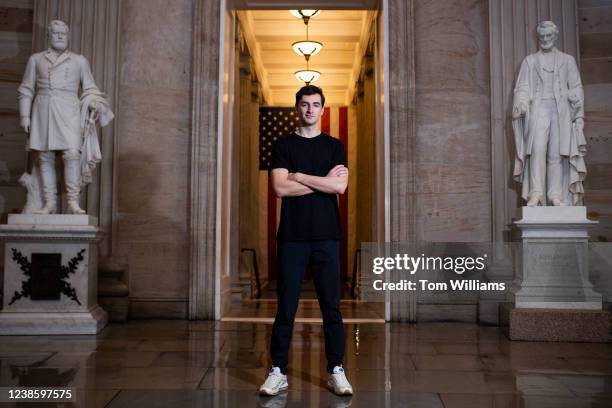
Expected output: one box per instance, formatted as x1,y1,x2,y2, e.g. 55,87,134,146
0,321,610,407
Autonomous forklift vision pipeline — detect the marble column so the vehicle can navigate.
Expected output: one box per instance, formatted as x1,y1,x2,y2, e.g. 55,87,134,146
115,0,193,319
386,0,417,322
190,0,221,319
386,0,491,322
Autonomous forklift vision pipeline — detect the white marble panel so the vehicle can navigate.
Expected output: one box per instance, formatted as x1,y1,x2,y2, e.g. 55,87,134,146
3,242,93,312
513,206,602,309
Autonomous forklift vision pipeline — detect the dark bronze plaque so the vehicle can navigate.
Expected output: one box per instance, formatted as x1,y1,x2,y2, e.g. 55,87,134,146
31,253,62,300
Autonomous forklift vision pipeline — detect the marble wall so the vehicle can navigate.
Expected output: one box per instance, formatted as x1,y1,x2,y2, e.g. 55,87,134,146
384,0,490,322
411,0,490,321
413,0,491,243
115,0,193,318
578,0,612,242
0,1,32,222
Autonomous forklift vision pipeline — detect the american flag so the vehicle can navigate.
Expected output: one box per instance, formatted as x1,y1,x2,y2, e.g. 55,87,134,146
259,108,299,170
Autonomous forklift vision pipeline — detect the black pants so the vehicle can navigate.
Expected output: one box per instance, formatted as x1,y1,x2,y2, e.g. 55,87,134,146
270,240,345,374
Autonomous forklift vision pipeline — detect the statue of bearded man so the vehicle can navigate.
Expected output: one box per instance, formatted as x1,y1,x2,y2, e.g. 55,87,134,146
512,21,587,207
18,20,113,215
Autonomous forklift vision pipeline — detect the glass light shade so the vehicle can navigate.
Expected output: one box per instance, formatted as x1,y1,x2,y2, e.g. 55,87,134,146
289,10,320,19
295,69,321,84
292,40,323,58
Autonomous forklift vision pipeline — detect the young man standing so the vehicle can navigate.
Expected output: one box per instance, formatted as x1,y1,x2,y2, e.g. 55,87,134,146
259,85,353,396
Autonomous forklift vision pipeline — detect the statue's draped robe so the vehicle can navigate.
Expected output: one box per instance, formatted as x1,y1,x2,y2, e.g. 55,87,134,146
512,48,586,205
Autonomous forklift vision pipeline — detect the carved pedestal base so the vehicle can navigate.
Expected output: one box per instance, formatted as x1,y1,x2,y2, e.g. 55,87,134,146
511,206,601,309
0,214,107,335
506,207,608,342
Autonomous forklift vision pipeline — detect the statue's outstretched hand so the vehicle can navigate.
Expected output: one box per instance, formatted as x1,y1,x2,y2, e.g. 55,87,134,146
20,117,30,134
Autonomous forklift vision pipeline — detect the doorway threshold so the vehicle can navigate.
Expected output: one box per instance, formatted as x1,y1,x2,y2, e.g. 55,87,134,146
223,300,385,322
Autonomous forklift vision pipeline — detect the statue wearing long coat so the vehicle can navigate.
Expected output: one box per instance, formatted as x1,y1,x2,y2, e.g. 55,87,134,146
18,49,100,151
512,48,587,205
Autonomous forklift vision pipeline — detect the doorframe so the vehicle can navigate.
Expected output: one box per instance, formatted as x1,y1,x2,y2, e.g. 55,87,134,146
189,0,393,320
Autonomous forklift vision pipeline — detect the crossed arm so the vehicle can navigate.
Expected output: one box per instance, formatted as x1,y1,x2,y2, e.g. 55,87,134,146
271,165,348,198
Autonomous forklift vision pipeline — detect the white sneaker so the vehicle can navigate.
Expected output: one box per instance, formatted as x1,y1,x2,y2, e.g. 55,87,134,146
328,366,353,395
259,367,288,396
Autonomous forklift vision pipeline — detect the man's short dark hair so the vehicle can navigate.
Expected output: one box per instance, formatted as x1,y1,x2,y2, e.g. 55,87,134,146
295,85,325,106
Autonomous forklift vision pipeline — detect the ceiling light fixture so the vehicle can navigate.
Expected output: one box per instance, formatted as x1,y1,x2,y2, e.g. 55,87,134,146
295,69,321,85
292,40,323,60
295,58,321,85
291,19,323,60
289,9,320,25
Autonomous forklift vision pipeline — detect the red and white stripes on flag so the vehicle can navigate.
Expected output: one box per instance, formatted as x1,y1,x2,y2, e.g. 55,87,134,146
261,106,349,281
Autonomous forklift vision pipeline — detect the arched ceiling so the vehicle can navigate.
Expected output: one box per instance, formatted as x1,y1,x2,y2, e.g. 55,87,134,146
237,10,374,106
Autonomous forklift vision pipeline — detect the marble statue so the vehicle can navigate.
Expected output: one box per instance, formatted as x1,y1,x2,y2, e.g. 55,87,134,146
18,20,114,215
512,21,586,207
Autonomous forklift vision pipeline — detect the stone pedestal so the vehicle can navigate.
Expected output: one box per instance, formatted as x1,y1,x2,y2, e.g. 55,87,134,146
512,206,601,308
0,214,107,335
508,206,609,342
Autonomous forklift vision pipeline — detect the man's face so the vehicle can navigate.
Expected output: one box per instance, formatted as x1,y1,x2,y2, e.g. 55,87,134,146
49,25,68,52
296,93,324,126
538,27,556,51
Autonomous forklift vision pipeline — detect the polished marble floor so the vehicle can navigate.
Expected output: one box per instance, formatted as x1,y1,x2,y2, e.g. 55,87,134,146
0,320,611,407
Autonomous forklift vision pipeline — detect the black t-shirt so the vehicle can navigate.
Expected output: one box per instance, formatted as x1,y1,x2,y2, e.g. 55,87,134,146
270,132,346,242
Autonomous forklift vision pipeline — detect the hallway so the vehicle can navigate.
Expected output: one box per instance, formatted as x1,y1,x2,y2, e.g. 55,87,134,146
1,320,611,407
